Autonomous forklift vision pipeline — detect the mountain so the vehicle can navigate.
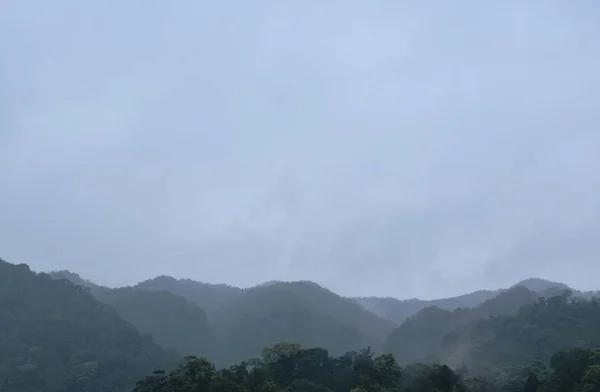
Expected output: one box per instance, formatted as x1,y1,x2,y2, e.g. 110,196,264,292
510,278,571,292
351,277,587,324
134,275,244,315
0,259,175,392
131,276,385,364
48,272,219,363
48,269,100,290
210,281,396,365
384,286,545,364
432,292,600,371
50,272,394,366
46,267,600,369
13,258,600,391
95,288,218,360
352,289,501,324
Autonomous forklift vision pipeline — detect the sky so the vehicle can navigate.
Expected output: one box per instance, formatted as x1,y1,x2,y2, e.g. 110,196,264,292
1,0,599,300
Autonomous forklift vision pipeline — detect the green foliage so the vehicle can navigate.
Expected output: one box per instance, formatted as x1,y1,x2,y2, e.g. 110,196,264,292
133,343,406,392
96,287,219,361
386,289,600,370
385,286,540,364
131,346,600,392
433,293,600,370
53,272,393,367
210,281,395,366
9,259,600,392
0,260,175,392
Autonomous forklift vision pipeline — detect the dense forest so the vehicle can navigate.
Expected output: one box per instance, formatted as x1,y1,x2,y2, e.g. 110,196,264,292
0,260,177,392
132,344,600,392
3,257,600,391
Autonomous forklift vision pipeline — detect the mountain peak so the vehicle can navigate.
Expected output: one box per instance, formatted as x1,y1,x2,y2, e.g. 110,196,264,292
47,270,99,289
511,278,571,292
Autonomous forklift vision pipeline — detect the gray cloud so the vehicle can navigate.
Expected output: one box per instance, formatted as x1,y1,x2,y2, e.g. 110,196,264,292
1,0,599,299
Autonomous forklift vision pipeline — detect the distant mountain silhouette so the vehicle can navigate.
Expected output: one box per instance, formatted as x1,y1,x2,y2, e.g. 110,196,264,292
510,277,571,291
429,292,600,371
6,256,600,392
350,277,591,324
384,285,543,364
48,271,219,362
45,264,600,367
351,289,500,324
134,275,244,315
49,271,394,366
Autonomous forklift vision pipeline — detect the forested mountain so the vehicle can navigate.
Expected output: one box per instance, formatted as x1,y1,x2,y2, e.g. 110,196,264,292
6,257,600,391
96,288,218,361
0,259,175,392
51,271,394,366
385,286,544,364
351,278,580,325
432,292,600,371
351,289,500,325
133,275,244,315
509,278,571,292
210,281,395,365
48,267,598,370
48,272,219,362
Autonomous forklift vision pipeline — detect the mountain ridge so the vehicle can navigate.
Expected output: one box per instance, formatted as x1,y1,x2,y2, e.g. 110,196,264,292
46,269,598,325
0,259,176,392
45,272,583,304
47,268,394,366
5,255,600,391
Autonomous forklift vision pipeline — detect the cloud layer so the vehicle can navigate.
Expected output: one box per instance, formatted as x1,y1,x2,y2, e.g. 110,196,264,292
2,0,599,298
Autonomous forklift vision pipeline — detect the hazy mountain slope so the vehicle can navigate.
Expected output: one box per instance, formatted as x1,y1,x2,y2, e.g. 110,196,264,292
351,277,587,324
432,293,600,371
214,287,368,366
0,259,174,392
351,289,501,324
96,288,218,360
49,272,393,366
273,281,396,342
133,276,395,347
48,271,218,362
510,278,571,292
211,281,395,365
134,275,244,315
384,286,541,364
47,269,100,290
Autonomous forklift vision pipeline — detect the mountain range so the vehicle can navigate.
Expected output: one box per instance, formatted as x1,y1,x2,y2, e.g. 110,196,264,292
3,255,600,391
45,265,599,367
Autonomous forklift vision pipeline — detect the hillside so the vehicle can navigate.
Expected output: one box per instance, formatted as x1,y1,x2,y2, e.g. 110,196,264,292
10,259,600,391
48,272,219,363
352,289,501,324
510,278,571,292
95,288,218,360
432,292,600,371
351,277,588,324
211,281,396,365
133,275,244,315
46,267,600,370
384,285,543,364
0,259,175,392
51,272,394,366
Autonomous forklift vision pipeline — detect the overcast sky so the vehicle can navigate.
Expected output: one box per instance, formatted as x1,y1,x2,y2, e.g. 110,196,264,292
1,1,599,299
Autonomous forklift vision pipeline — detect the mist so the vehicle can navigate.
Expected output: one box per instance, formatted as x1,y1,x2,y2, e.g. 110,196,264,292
1,0,599,299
